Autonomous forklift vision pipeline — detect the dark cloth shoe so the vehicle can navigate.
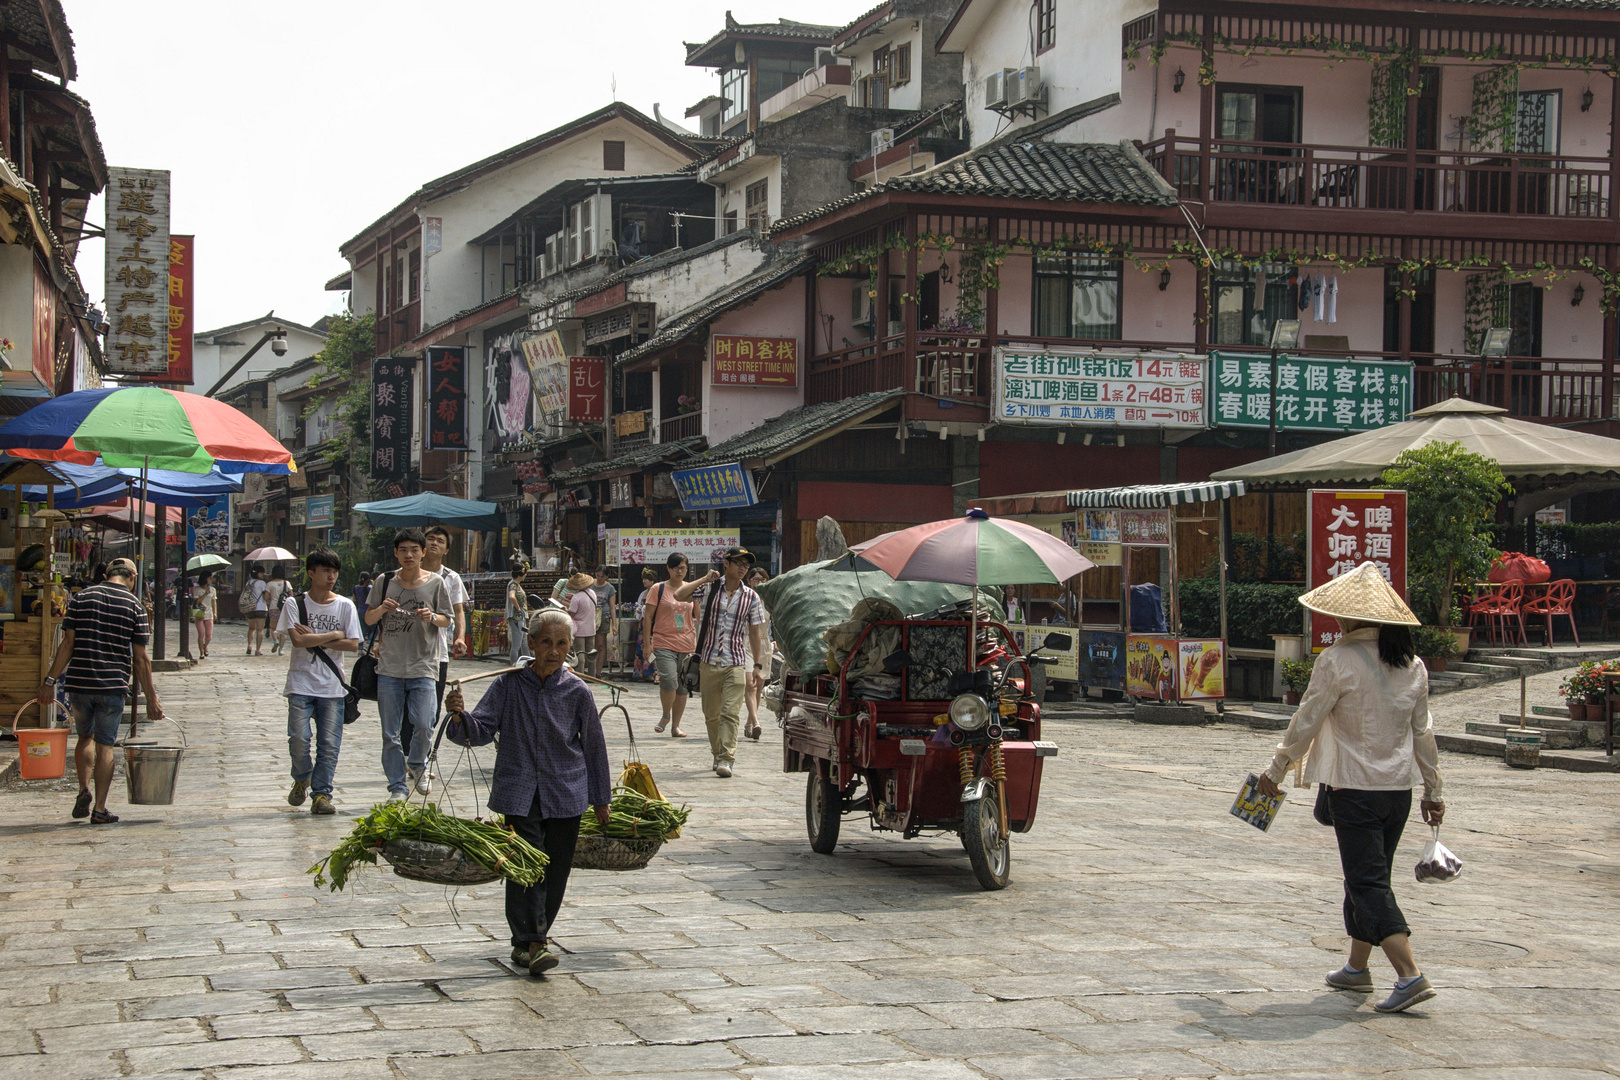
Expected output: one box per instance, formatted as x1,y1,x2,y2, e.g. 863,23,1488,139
90,809,119,824
527,948,560,976
311,794,335,815
287,780,309,807
72,788,92,819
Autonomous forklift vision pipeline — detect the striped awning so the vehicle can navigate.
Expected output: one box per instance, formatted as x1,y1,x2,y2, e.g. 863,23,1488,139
1067,481,1246,508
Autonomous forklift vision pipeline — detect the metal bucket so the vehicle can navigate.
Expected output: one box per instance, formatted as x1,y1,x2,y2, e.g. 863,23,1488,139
123,717,187,805
1504,730,1541,770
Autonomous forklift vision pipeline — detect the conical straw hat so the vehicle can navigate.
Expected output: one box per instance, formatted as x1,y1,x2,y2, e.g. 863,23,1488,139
1297,561,1418,626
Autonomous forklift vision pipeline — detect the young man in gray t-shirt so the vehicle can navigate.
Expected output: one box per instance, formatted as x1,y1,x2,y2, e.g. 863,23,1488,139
364,528,452,799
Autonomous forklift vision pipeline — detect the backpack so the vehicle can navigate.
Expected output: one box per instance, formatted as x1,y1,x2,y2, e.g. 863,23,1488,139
238,575,257,613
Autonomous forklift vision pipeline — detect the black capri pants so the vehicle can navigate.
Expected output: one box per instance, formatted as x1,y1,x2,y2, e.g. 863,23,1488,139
1328,786,1413,946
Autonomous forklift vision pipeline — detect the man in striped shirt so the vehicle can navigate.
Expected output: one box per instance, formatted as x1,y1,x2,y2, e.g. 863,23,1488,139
40,558,165,824
673,547,766,778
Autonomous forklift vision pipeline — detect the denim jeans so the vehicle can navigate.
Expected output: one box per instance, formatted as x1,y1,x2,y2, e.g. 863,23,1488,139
377,674,436,794
287,694,345,797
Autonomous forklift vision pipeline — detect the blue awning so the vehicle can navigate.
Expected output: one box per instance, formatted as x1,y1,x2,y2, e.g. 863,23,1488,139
353,492,502,531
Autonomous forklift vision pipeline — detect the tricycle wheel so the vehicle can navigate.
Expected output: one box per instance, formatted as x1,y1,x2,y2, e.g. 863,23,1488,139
961,783,1011,890
806,771,841,855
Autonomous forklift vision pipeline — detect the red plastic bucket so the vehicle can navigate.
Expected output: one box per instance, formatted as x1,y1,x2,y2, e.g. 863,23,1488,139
16,725,68,779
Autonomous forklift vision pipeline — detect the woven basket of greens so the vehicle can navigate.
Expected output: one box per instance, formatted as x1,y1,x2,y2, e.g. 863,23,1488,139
573,787,690,872
309,802,547,890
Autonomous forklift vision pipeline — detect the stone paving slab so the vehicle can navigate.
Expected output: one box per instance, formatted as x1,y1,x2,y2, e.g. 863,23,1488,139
0,642,1618,1077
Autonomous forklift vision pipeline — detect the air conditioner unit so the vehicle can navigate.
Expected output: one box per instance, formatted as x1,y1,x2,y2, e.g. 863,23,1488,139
870,127,896,158
1006,66,1042,107
851,281,873,328
983,69,1008,109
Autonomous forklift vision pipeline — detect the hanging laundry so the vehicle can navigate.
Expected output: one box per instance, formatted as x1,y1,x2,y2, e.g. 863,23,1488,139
1254,267,1268,304
1324,274,1339,324
1298,275,1311,312
1311,273,1327,322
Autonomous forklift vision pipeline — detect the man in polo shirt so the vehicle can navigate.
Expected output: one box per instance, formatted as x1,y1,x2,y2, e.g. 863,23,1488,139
673,547,767,778
39,558,165,824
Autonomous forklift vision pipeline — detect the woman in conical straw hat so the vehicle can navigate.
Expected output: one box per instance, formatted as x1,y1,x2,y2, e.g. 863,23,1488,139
1255,561,1446,1014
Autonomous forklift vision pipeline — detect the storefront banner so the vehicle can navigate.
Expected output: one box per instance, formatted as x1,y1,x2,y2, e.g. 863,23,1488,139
568,356,606,422
605,528,739,567
1178,639,1227,700
1125,635,1179,699
306,495,334,530
1081,542,1122,565
1119,508,1172,546
427,346,469,450
994,348,1206,428
289,497,308,527
485,334,531,448
712,335,799,387
105,167,171,375
1307,489,1408,651
187,498,230,555
1007,624,1080,681
1210,352,1413,431
371,358,413,480
521,331,569,422
1074,628,1127,690
140,234,193,383
672,462,757,511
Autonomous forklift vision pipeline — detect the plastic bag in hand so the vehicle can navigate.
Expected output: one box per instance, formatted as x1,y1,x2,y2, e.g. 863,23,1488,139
1414,826,1463,883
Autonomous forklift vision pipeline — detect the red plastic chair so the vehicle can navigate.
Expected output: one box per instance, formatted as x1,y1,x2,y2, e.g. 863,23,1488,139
1472,583,1525,645
1520,578,1579,646
1463,585,1496,639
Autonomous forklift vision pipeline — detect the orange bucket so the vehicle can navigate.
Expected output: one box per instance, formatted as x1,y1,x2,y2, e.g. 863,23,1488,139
16,726,68,779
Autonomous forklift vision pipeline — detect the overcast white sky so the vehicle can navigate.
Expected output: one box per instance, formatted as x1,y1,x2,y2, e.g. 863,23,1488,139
69,0,877,333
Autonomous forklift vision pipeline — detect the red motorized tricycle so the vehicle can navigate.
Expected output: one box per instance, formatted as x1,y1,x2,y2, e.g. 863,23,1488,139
781,605,1065,890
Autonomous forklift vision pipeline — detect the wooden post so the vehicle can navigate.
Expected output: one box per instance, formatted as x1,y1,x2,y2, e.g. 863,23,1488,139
153,501,167,660
1610,52,1619,222
38,487,54,688
1193,259,1208,354
875,231,891,347
1199,23,1214,204
0,44,10,162
904,213,919,390
1404,37,1420,212
983,215,999,348
1398,237,1413,366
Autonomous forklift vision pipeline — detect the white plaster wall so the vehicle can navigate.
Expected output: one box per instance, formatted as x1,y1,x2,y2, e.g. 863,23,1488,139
712,157,782,227
196,324,326,399
1119,263,1196,344
350,262,378,318
0,244,36,374
702,279,807,444
848,23,928,112
623,239,770,319
415,119,696,327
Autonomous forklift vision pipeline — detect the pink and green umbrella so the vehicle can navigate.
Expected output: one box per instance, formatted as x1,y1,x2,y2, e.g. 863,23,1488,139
0,386,295,474
857,509,1093,587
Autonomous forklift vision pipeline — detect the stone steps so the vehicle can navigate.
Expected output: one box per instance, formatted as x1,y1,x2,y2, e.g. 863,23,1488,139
1464,721,1586,749
1436,731,1620,772
1495,711,1601,735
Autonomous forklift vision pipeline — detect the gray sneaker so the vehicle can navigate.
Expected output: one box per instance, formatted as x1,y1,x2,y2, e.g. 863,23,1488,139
409,768,432,796
1326,966,1373,991
715,763,733,778
287,780,309,807
386,791,407,803
1374,974,1437,1013
311,794,335,815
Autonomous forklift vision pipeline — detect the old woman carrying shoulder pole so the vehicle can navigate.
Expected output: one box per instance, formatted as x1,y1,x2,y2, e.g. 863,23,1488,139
444,608,611,977
1256,561,1446,1014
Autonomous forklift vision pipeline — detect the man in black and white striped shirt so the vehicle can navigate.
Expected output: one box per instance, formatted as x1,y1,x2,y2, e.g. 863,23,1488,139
40,558,165,824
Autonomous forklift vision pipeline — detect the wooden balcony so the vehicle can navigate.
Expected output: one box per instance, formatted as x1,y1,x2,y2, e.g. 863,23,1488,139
659,411,703,443
1141,134,1615,223
806,333,991,405
374,299,421,355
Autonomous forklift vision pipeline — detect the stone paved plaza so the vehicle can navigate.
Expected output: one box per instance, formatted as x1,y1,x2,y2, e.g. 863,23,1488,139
2,631,1618,1079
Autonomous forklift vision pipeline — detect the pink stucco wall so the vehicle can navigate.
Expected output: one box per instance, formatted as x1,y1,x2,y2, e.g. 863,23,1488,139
705,276,806,445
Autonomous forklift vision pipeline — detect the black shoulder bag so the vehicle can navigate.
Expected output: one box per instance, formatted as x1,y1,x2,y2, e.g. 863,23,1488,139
682,584,723,693
299,593,362,725
350,570,391,701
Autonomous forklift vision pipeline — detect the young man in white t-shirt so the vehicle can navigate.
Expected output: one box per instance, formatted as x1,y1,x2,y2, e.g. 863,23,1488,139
410,524,468,763
281,549,362,815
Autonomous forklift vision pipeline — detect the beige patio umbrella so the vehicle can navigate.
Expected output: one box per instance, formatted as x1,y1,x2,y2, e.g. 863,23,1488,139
1210,398,1620,520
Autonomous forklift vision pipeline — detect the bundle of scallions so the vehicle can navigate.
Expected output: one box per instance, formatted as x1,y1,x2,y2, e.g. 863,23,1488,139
309,802,547,891
578,786,690,841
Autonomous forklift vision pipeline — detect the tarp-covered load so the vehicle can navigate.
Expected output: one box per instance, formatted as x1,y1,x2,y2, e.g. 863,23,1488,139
756,559,1006,676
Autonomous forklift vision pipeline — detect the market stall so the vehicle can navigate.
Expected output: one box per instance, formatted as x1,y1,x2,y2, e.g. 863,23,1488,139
0,460,79,728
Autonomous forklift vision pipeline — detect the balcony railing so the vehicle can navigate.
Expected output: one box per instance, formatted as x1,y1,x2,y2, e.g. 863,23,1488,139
659,411,703,443
807,332,993,405
1141,134,1614,218
758,63,852,124
374,299,421,354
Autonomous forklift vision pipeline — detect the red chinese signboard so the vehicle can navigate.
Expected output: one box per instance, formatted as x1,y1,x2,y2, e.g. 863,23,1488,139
1306,489,1408,652
165,235,193,383
426,346,468,450
568,356,606,422
712,335,798,387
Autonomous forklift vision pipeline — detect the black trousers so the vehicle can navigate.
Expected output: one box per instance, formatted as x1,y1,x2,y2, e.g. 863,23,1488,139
400,660,449,760
1328,787,1413,946
504,794,581,949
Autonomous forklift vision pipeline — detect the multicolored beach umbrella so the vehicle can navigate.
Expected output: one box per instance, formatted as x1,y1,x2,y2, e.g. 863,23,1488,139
858,508,1093,586
0,386,295,474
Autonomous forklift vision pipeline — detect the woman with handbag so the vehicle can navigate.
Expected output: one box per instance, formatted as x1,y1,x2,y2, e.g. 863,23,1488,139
645,553,695,737
1256,561,1447,1014
190,571,217,660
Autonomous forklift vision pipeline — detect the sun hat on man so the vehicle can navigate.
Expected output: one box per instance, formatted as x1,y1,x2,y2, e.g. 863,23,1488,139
566,571,595,592
1297,561,1419,626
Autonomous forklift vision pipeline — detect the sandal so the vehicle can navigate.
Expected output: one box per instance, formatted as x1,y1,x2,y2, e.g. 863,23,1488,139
72,788,92,819
654,719,669,733
745,724,762,741
672,727,687,738
90,809,119,824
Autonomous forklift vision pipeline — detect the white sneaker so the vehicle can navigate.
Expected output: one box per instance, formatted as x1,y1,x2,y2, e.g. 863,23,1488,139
409,768,432,795
386,791,407,803
715,764,733,778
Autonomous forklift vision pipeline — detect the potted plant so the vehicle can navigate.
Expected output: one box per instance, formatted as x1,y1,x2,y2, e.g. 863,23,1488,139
1279,657,1314,705
1561,661,1610,721
1413,626,1460,672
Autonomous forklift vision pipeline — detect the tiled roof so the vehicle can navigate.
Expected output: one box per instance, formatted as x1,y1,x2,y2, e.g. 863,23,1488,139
194,311,329,343
549,437,705,484
614,251,816,368
686,16,842,66
700,390,906,465
533,229,759,313
772,138,1175,236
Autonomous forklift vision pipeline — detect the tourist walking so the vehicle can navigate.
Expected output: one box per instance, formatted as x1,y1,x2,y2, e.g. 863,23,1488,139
589,566,616,677
190,570,217,660
409,524,469,764
645,553,695,737
565,572,596,669
39,558,164,825
280,549,361,815
266,566,292,653
444,608,610,977
674,547,767,778
506,565,530,666
364,528,453,800
743,566,773,740
631,566,657,680
1256,561,1446,1014
243,565,268,655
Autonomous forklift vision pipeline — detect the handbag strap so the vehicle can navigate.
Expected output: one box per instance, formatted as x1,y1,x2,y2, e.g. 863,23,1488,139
299,592,355,693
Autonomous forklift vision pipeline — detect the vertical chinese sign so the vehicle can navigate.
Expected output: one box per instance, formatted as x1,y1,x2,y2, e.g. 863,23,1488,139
1306,489,1408,651
104,168,171,376
521,331,569,424
143,235,194,384
371,359,413,482
426,346,468,450
568,356,606,422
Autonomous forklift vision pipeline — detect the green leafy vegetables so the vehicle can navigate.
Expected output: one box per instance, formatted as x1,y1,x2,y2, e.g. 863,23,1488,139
309,802,548,891
579,787,690,841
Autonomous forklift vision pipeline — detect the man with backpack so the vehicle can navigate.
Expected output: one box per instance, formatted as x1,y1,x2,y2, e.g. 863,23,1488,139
280,549,362,815
265,566,291,654
365,528,453,800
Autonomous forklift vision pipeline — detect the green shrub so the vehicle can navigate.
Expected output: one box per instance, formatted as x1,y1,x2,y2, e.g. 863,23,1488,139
1179,578,1305,649
1280,657,1315,693
1412,625,1459,659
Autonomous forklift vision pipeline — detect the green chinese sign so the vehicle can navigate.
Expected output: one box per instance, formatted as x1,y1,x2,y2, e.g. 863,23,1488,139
1209,352,1412,432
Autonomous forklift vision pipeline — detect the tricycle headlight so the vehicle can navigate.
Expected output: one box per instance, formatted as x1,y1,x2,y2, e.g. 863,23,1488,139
949,693,990,731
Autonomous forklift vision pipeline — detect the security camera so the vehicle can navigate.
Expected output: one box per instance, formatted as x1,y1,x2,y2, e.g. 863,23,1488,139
270,334,288,357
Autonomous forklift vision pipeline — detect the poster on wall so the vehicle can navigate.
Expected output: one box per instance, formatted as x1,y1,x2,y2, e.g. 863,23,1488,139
371,358,413,481
485,333,532,449
994,348,1206,428
1306,489,1408,652
289,497,308,527
187,498,230,555
427,346,469,450
104,167,172,375
1177,639,1226,700
1210,353,1412,432
671,463,756,511
711,335,799,387
522,331,569,423
1119,509,1172,546
306,495,334,530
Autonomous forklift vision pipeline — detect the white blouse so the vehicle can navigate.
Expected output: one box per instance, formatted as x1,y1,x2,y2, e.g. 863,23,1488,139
1264,627,1443,801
